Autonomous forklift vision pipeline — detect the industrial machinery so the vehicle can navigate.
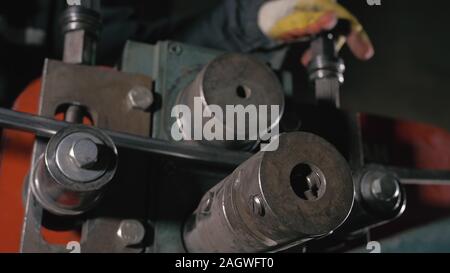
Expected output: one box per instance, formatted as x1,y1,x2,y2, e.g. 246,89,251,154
0,1,449,253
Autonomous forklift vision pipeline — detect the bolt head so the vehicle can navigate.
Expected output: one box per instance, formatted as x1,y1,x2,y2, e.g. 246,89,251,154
127,86,154,111
371,174,401,202
117,220,145,246
69,138,98,169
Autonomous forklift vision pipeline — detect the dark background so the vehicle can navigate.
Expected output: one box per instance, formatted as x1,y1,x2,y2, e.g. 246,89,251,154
342,0,450,131
0,0,449,131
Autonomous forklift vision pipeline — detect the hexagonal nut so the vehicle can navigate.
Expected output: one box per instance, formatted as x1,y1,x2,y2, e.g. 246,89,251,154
127,86,154,111
371,174,401,202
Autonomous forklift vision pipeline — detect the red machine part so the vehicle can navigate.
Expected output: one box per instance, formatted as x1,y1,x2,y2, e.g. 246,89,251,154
0,79,39,252
360,114,450,208
0,80,80,253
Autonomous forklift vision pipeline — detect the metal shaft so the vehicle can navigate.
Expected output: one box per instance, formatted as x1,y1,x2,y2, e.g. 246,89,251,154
0,107,250,166
62,1,102,65
308,33,345,108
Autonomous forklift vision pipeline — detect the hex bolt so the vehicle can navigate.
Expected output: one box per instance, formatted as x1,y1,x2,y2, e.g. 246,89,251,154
69,138,98,169
117,220,146,246
250,195,265,217
127,86,154,111
169,43,183,55
371,174,401,202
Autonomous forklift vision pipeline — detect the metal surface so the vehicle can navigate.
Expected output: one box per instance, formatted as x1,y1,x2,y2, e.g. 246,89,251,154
31,126,118,216
389,167,450,185
65,105,84,123
302,165,407,252
359,167,405,217
39,60,152,136
20,57,154,253
127,86,154,111
117,220,146,246
121,41,249,253
183,132,355,253
61,5,101,65
308,34,345,107
69,138,99,169
176,53,285,150
80,218,145,253
347,165,406,230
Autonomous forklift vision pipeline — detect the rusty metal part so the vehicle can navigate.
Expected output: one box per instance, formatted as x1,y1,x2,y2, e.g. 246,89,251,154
30,126,118,216
40,60,152,137
176,53,285,150
183,132,354,253
80,219,146,253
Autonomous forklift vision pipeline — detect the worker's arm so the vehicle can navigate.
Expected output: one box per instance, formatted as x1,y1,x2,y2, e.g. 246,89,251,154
178,0,272,53
179,0,374,64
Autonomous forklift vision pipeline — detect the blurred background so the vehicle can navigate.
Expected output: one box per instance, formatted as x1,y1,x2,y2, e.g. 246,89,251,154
342,0,450,133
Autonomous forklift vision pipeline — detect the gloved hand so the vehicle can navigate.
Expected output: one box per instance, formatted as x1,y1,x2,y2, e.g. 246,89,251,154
258,0,374,65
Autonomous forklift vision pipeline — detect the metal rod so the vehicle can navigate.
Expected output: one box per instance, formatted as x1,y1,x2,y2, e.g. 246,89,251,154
0,107,250,166
388,167,450,185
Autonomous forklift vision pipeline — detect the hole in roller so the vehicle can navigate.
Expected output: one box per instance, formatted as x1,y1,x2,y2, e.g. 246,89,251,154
290,163,326,201
236,85,251,99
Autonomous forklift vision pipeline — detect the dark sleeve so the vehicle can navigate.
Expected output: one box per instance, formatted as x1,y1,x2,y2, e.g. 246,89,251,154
178,0,277,53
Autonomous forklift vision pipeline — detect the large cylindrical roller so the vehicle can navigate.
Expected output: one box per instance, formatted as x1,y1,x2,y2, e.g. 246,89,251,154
183,132,354,253
175,53,285,150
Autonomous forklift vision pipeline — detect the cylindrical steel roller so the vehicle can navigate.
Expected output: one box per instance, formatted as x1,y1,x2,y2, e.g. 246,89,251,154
183,132,354,253
31,125,118,216
175,53,285,150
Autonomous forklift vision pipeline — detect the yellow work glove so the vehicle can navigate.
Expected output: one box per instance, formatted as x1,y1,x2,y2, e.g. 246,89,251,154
258,0,374,65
